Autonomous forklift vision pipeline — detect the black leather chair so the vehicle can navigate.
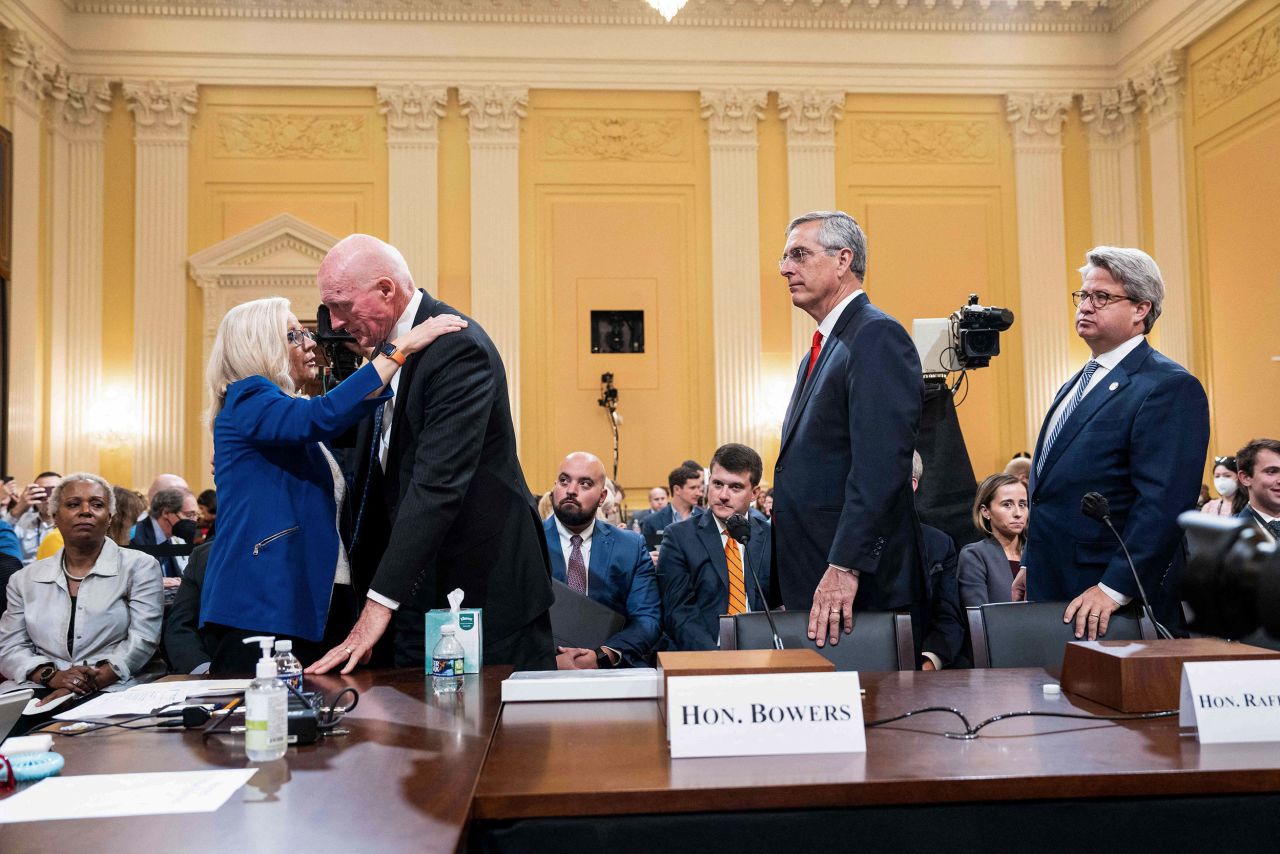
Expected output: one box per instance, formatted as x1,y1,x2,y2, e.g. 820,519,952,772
718,610,915,671
967,600,1155,669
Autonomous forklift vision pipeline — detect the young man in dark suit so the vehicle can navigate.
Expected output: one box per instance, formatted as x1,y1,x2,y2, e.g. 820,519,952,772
543,452,660,669
639,463,704,553
771,211,925,649
659,444,772,651
1236,438,1280,546
308,235,554,674
1014,247,1209,639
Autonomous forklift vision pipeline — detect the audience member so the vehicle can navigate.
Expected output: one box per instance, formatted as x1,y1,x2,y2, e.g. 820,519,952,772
0,473,163,710
598,478,627,529
958,473,1028,607
640,463,704,552
537,490,554,521
106,487,147,547
200,295,462,673
631,486,668,531
1014,246,1209,639
545,452,659,669
163,542,213,674
757,486,774,520
910,452,966,670
5,471,61,564
1237,438,1280,546
1201,455,1245,517
196,489,218,542
1003,455,1032,487
1,475,17,516
659,443,771,651
131,488,197,587
771,210,925,649
146,473,189,504
0,518,21,617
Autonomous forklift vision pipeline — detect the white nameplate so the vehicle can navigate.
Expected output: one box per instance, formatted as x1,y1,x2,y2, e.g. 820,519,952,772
667,672,865,759
1178,659,1280,743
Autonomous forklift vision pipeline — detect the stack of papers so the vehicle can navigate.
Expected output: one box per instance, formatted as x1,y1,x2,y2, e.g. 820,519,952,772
52,679,250,720
502,668,659,702
0,769,256,823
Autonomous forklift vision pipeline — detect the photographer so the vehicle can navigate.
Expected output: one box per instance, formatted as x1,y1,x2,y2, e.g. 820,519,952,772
3,471,61,564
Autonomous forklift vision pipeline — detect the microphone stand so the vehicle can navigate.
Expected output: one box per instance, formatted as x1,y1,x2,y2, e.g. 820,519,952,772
728,514,783,650
1081,493,1174,640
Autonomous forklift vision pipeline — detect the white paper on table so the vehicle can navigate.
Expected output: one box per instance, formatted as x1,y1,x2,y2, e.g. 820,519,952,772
53,679,251,720
0,769,256,823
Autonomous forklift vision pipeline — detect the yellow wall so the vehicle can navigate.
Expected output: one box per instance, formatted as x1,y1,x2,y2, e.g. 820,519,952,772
1187,0,1280,459
836,94,1028,479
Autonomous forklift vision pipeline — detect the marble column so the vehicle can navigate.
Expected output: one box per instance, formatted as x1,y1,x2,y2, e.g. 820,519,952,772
459,85,527,436
47,71,113,472
1006,92,1075,450
378,84,448,290
1135,52,1194,371
777,90,844,370
701,89,768,449
1080,84,1142,248
124,80,197,483
2,32,55,478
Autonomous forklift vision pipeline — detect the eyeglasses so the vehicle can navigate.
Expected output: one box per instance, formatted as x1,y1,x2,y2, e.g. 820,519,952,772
1071,290,1136,309
287,329,317,347
170,509,199,521
778,246,838,270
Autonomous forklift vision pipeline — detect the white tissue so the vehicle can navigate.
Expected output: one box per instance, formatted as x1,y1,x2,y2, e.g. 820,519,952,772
447,588,465,628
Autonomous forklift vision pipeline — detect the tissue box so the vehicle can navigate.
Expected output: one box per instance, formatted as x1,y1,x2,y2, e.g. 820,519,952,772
425,609,483,674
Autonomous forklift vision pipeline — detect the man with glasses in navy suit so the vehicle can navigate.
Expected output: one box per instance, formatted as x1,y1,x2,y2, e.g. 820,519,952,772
1013,247,1209,640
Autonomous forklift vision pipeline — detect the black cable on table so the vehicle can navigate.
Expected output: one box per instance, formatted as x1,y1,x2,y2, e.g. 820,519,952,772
866,705,1178,740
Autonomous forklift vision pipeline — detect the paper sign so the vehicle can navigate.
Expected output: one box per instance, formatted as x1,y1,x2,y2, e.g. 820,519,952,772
667,672,865,759
0,769,256,823
1179,659,1280,743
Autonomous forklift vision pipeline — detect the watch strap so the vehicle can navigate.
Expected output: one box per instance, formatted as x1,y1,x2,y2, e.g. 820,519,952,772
378,342,406,366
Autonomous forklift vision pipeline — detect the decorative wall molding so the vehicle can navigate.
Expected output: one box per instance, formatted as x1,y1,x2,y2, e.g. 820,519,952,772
851,118,994,163
1080,83,1139,146
47,71,112,139
459,85,528,145
1193,14,1280,118
2,30,54,112
542,116,688,162
64,0,1150,34
777,90,844,146
123,79,198,140
214,112,366,158
1005,91,1073,148
377,83,448,143
1133,50,1185,127
700,88,768,145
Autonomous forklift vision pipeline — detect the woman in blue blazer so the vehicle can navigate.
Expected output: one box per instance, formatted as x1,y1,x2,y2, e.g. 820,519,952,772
199,297,464,672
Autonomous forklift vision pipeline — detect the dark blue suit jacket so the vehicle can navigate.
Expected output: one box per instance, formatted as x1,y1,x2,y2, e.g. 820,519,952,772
1024,339,1209,623
658,511,772,651
639,503,701,549
772,293,925,612
201,361,390,641
921,524,966,669
543,517,660,666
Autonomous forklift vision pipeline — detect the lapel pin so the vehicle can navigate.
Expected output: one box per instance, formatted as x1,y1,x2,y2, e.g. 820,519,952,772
1108,382,1119,391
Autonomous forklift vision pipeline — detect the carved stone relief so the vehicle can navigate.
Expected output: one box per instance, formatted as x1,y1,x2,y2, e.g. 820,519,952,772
1194,16,1280,118
852,118,993,163
542,116,687,161
214,113,367,158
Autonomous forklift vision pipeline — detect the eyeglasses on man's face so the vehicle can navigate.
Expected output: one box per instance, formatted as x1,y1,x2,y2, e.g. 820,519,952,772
1070,290,1137,309
778,246,839,270
287,329,317,347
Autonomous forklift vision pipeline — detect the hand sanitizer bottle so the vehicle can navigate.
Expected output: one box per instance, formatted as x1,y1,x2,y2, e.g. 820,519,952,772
243,635,287,761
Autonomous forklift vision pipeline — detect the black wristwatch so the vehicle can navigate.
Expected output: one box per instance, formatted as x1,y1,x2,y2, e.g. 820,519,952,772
595,650,615,669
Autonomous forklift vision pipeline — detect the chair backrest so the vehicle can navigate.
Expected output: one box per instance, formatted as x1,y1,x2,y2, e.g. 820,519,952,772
719,610,914,671
968,601,1153,669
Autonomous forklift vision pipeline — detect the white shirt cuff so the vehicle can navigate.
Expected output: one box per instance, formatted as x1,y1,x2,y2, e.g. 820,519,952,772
1098,583,1133,606
830,563,860,577
367,589,401,611
921,651,942,671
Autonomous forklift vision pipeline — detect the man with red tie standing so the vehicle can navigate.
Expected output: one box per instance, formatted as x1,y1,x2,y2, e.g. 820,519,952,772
771,211,926,649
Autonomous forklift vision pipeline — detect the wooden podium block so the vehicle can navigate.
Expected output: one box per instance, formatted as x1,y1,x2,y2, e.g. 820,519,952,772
1061,638,1280,712
656,650,834,717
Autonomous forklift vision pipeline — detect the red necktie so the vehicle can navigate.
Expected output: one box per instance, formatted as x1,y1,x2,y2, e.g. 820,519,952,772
805,330,823,382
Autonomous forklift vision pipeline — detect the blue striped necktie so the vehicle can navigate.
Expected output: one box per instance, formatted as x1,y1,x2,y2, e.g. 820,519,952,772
1037,360,1100,477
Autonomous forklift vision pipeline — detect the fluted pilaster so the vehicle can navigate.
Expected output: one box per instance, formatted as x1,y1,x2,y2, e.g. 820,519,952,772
1006,92,1074,451
702,88,768,449
778,89,844,371
459,85,526,437
48,72,112,472
378,83,448,291
1135,52,1194,370
1080,84,1141,248
3,31,54,478
125,79,197,482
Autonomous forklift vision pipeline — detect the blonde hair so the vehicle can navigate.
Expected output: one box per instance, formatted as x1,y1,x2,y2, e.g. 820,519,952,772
206,297,295,422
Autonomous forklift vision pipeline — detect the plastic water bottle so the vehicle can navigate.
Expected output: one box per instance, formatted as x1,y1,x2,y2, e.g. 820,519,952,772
242,636,288,761
274,640,303,694
431,625,465,695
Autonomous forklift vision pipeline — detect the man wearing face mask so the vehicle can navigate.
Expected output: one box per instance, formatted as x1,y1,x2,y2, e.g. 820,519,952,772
1201,455,1243,517
131,488,198,589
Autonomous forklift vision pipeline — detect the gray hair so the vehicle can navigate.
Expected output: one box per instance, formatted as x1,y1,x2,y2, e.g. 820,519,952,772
51,472,116,517
150,488,189,519
786,211,868,281
1079,246,1164,334
911,451,923,483
205,297,296,422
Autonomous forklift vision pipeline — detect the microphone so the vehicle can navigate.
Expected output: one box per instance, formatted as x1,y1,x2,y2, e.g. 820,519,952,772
1080,492,1173,640
156,706,214,729
726,513,784,650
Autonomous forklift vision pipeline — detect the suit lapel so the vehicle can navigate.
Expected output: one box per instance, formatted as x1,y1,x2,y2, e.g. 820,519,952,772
745,518,769,610
695,513,729,598
543,518,567,582
588,520,614,595
779,294,868,457
779,353,809,447
384,289,437,475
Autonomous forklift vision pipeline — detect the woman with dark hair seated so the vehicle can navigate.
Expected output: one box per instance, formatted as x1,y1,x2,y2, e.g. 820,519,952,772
958,473,1029,607
0,473,163,712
